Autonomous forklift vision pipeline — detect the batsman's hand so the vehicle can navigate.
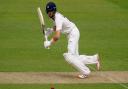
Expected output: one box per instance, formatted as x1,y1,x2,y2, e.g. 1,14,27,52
45,28,53,37
44,40,51,49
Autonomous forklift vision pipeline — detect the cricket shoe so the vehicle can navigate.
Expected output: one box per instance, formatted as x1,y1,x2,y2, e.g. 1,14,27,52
77,74,88,79
95,54,100,70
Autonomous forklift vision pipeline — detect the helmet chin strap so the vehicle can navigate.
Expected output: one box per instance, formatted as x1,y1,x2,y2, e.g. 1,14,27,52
50,12,56,20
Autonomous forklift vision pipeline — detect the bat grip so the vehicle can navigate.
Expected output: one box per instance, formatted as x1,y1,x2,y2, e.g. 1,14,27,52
45,35,50,49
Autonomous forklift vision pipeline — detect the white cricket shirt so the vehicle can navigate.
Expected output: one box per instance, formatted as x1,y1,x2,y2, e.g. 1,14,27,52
54,12,75,34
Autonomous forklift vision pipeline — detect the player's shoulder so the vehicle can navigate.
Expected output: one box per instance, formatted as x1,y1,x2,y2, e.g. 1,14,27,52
55,12,64,18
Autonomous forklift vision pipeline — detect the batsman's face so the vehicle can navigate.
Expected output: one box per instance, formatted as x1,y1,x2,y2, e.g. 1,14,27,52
48,11,54,18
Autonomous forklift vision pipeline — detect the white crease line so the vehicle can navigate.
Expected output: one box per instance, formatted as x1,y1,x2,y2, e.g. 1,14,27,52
90,66,128,89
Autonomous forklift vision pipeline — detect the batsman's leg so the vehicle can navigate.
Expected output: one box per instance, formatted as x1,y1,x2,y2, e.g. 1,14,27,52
67,27,80,55
79,54,100,70
63,53,90,76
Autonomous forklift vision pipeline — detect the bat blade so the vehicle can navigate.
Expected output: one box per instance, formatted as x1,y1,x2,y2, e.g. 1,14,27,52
37,7,48,41
37,7,45,34
37,7,50,49
37,7,45,26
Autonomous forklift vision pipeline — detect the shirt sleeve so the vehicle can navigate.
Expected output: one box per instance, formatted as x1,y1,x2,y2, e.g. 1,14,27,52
55,15,63,31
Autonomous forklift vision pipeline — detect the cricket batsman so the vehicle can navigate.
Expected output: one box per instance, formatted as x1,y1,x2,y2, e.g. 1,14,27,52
44,2,100,79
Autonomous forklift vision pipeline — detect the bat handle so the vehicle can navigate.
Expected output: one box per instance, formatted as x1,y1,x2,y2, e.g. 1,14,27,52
45,35,50,49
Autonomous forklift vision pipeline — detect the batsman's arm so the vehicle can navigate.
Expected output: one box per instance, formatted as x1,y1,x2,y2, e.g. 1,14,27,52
51,30,61,44
53,26,56,31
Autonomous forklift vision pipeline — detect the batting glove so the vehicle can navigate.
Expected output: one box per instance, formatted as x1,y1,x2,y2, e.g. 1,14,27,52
44,40,52,48
45,28,53,37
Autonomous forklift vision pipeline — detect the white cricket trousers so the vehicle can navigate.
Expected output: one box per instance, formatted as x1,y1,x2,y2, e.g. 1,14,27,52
63,25,98,75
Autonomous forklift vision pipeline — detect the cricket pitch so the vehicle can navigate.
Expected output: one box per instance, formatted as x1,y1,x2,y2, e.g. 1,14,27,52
0,71,127,84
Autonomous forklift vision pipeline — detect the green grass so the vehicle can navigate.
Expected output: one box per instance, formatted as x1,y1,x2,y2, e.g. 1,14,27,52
0,0,128,72
0,84,128,89
107,0,128,9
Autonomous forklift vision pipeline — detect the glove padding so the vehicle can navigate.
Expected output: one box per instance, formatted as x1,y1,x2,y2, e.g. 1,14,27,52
44,40,51,49
45,28,53,37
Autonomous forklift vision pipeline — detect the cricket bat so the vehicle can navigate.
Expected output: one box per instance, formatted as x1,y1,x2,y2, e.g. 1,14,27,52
37,7,48,41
